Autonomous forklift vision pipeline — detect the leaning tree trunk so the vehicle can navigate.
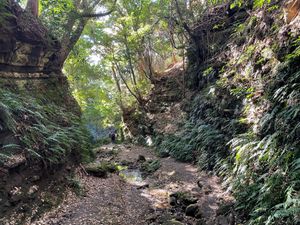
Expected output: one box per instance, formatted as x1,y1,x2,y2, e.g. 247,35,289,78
57,18,88,68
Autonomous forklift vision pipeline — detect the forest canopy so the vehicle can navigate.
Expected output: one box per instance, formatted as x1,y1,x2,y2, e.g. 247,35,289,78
14,0,273,138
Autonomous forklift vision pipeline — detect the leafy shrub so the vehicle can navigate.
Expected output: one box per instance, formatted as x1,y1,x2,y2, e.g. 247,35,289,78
231,0,272,9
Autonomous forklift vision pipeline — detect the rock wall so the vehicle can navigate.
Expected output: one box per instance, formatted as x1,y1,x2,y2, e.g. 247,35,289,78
0,1,78,108
0,1,83,223
0,0,60,72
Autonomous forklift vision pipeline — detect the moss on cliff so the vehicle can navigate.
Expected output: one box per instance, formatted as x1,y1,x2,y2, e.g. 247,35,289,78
154,2,300,224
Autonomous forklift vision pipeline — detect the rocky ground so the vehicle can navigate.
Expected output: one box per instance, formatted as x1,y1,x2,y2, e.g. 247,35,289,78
32,144,234,225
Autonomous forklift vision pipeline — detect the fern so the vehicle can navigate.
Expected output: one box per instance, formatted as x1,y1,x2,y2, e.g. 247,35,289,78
266,186,300,225
0,89,93,166
286,37,300,60
0,0,11,25
0,153,12,164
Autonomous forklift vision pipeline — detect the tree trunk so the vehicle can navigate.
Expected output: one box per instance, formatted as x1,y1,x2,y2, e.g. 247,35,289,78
173,0,201,65
124,35,137,86
111,64,124,110
55,1,115,67
114,61,145,107
57,18,88,68
26,0,39,17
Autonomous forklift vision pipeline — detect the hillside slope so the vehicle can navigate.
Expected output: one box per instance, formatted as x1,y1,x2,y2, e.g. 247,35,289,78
125,1,300,224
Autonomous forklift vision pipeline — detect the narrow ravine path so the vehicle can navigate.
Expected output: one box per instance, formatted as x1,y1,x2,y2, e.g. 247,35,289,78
34,144,233,225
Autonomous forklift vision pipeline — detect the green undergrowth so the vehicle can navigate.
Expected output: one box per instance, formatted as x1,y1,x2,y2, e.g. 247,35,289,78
155,122,228,168
0,89,94,166
158,62,299,224
222,58,300,225
154,7,300,224
155,58,300,225
0,0,10,25
155,85,246,169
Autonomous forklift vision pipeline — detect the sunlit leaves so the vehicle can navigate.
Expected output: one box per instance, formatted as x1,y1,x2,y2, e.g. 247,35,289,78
40,0,75,38
253,0,271,8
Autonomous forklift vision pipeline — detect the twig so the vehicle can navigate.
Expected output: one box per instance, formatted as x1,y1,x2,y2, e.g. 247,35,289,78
79,163,88,176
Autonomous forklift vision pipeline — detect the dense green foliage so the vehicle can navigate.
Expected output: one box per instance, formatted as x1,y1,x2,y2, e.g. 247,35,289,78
63,0,177,138
0,89,93,165
231,0,271,8
155,85,245,168
2,0,299,224
62,1,300,223
40,0,76,38
38,0,115,40
224,59,300,224
64,28,122,128
156,55,300,225
154,4,300,223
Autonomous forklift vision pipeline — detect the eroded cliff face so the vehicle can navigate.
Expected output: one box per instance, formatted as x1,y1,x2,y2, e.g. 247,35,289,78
0,1,59,71
152,1,300,224
0,1,77,103
0,1,86,223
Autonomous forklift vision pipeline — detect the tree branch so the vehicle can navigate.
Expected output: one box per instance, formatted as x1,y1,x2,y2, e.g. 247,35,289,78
80,0,117,18
80,9,113,18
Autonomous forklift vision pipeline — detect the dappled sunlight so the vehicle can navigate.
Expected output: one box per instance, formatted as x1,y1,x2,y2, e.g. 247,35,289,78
2,0,298,224
141,188,170,209
139,177,223,218
164,181,198,193
184,164,198,173
140,180,199,209
161,61,184,76
165,170,176,176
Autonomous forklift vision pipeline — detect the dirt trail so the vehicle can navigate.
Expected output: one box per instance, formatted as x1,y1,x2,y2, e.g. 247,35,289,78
34,144,233,225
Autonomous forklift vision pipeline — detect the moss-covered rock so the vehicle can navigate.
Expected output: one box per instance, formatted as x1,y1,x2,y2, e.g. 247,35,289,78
85,161,118,178
169,191,198,207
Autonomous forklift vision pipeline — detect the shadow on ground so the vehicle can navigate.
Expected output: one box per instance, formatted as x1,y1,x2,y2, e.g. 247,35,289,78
33,144,234,225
